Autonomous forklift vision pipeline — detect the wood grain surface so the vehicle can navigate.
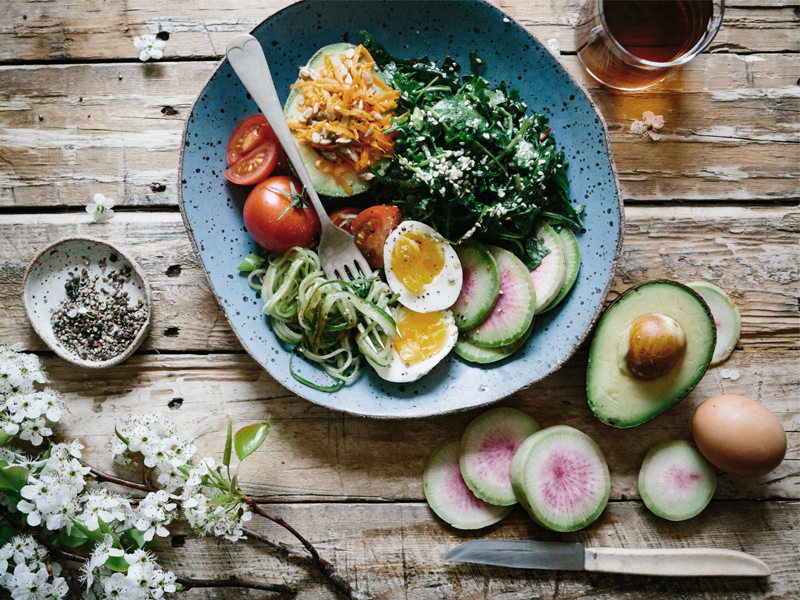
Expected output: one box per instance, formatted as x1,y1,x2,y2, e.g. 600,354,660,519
0,0,798,598
2,54,798,207
2,207,797,350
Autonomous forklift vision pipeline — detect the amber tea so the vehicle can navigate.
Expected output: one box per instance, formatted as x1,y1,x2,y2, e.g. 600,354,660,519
576,0,724,90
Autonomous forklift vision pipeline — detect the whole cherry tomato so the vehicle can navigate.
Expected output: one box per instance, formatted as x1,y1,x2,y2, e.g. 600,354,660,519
243,176,320,254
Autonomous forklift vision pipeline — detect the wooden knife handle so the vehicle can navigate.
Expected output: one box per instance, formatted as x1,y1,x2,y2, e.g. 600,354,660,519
584,547,770,577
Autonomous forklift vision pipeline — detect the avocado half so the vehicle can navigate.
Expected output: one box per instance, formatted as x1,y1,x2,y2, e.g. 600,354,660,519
283,43,387,198
586,280,716,428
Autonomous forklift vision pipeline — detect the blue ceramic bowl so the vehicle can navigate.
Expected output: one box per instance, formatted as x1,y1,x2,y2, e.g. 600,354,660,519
179,0,623,418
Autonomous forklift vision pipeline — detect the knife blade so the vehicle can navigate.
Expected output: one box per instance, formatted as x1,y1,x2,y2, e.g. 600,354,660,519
443,540,771,577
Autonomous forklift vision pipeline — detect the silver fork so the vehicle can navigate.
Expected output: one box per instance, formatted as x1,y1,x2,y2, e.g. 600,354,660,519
226,34,373,282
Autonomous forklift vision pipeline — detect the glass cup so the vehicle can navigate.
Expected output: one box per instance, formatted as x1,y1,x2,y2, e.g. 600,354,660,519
575,0,725,91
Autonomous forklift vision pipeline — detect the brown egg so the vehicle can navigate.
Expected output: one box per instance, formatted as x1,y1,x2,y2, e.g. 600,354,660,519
625,313,687,380
692,395,787,477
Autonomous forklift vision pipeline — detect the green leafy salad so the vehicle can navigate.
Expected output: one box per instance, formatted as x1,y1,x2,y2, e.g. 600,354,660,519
364,32,584,270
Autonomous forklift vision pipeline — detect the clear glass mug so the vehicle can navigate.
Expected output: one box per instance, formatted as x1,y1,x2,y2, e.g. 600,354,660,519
575,0,726,90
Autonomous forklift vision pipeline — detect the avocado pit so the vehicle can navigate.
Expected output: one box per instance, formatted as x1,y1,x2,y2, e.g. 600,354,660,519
624,313,687,380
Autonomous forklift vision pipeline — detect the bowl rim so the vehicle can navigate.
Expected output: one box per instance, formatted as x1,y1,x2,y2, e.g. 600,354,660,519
177,0,625,419
22,235,153,370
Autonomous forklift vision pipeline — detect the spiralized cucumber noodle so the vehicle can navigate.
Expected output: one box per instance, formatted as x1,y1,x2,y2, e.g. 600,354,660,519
248,247,397,392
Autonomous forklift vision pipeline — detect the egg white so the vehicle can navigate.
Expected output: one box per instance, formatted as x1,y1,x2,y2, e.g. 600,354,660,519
383,221,463,313
367,307,458,383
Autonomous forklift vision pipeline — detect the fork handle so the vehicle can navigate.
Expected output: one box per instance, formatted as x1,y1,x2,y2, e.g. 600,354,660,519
226,34,333,228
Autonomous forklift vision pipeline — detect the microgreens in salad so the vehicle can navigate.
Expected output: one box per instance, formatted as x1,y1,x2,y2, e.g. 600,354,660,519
363,32,584,270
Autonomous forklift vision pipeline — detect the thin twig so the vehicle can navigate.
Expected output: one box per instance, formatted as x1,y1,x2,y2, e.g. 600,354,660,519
246,499,370,600
81,461,155,493
175,575,297,594
243,527,313,560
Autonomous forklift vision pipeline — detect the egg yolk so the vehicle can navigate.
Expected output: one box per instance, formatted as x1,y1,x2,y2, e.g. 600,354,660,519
390,230,445,293
394,310,450,363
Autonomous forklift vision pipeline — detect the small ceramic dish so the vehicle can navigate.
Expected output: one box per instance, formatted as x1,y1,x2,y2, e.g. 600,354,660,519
22,237,152,369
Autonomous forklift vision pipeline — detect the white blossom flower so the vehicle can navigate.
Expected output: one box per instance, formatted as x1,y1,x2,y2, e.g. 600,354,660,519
133,35,166,62
134,491,176,541
19,418,51,446
85,194,116,223
631,111,664,141
546,38,561,56
83,534,124,589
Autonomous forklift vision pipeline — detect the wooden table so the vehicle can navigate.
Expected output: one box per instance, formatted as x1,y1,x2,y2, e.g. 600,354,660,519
0,1,798,598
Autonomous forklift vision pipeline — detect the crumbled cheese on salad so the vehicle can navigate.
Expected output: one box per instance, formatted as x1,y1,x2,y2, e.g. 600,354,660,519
286,45,401,194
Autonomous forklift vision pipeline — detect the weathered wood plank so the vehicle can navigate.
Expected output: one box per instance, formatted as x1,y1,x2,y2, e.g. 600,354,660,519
1,55,797,208
33,348,799,502
0,0,796,63
1,207,796,351
101,501,800,599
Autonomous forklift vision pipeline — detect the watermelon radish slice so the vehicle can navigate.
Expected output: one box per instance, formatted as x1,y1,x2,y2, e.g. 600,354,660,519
529,222,567,314
510,425,610,532
451,241,500,331
462,246,536,348
423,437,513,530
459,408,540,505
687,281,741,365
638,440,716,521
540,227,581,313
454,320,534,364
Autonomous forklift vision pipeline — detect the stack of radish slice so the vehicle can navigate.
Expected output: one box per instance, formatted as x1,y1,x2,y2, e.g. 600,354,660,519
451,224,581,366
423,408,611,531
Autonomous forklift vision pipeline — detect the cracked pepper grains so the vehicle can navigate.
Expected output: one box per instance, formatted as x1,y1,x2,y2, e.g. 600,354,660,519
51,263,147,361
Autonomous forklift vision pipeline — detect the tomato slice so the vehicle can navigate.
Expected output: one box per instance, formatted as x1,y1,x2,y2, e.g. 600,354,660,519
224,139,281,186
329,207,361,234
227,114,278,166
351,205,403,269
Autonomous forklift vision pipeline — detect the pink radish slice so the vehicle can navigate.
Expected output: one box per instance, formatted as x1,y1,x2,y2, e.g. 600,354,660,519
529,222,567,313
463,246,536,348
423,437,512,530
451,241,500,331
638,440,716,521
510,425,610,532
459,408,540,505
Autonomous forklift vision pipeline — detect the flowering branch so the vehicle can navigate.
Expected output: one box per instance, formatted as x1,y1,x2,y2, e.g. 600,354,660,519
0,345,369,600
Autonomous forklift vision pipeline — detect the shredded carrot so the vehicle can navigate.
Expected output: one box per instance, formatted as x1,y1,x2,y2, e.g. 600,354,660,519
287,45,400,190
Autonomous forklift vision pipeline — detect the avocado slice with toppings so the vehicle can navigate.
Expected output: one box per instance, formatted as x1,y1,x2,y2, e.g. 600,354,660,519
586,281,716,428
283,43,388,197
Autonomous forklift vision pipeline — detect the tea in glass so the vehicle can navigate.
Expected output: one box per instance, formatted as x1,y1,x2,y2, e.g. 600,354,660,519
575,0,725,90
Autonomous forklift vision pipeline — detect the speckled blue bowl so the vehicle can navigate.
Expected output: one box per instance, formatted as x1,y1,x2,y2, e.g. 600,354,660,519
179,0,623,418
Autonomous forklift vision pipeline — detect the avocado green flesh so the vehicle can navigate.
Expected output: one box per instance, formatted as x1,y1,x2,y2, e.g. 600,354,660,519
587,282,715,428
283,42,384,198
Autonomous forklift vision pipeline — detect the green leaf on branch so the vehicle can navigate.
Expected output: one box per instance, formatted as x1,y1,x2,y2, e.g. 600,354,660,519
122,528,148,549
71,519,105,543
229,473,239,496
114,426,130,446
0,431,13,447
234,421,269,462
58,526,90,548
0,522,16,545
223,417,233,469
0,465,29,492
208,494,231,506
105,555,129,573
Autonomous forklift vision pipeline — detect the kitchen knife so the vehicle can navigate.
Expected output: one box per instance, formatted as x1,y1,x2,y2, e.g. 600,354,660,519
442,540,770,577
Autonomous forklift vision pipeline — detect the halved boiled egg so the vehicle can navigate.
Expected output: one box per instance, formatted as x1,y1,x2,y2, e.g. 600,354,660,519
367,306,458,382
383,221,462,313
